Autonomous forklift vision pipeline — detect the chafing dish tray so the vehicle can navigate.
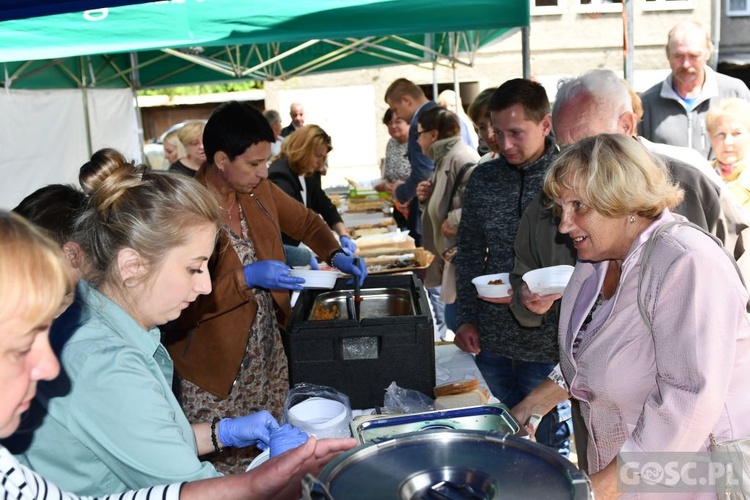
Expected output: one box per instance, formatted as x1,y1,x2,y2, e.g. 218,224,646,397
308,287,414,321
351,404,520,444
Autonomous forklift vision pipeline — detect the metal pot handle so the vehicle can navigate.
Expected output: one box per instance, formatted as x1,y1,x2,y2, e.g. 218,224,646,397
301,473,334,500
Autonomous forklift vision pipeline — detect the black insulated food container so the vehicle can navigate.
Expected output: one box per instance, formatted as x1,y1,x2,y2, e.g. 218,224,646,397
284,273,435,409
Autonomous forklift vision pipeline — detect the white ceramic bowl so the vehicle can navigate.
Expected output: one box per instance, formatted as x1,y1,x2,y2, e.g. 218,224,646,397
289,269,339,289
522,265,575,296
245,448,270,471
471,273,512,298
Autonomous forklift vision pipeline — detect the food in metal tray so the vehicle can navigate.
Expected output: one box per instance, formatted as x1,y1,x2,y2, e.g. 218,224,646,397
310,304,340,321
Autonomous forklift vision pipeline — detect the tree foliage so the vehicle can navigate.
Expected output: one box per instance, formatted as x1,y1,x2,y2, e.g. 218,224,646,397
138,81,263,97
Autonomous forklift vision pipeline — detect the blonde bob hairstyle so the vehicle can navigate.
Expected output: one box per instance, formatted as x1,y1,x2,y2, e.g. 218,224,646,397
544,134,684,219
0,211,73,330
177,120,205,147
75,149,221,290
706,98,750,135
277,124,332,176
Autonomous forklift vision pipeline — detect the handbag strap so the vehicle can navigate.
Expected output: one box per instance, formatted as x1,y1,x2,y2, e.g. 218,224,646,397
637,220,748,329
447,161,475,212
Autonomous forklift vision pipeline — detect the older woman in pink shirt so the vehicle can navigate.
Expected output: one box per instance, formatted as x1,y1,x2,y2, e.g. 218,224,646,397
514,134,750,499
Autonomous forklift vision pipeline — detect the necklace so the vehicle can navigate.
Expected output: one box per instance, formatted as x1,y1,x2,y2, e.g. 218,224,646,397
220,195,236,220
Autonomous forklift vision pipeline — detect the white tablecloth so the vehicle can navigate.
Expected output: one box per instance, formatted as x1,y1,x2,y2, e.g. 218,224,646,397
435,343,498,403
352,344,497,416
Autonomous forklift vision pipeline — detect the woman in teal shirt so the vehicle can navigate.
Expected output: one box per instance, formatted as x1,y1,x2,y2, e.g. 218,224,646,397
0,211,355,499
15,152,309,496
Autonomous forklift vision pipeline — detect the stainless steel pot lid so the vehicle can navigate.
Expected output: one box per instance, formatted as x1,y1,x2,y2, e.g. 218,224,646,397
305,430,591,500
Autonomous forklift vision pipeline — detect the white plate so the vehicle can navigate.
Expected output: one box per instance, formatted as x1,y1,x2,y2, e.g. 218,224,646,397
471,273,512,298
289,269,339,289
245,448,270,471
522,265,575,296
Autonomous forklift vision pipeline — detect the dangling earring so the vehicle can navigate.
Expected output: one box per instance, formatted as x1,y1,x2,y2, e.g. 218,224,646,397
629,215,636,223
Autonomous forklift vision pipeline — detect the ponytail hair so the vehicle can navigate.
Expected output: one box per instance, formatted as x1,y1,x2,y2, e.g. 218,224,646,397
75,149,221,288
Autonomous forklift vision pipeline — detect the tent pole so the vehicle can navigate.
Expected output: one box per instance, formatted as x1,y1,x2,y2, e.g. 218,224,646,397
432,66,438,101
451,33,459,107
710,0,720,70
522,26,531,79
80,57,93,158
426,33,437,101
130,52,146,163
623,0,634,85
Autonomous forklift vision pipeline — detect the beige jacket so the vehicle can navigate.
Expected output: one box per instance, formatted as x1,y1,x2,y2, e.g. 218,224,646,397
422,136,478,302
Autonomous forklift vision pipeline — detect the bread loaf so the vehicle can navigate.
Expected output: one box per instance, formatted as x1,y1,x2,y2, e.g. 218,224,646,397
433,378,479,398
434,388,489,410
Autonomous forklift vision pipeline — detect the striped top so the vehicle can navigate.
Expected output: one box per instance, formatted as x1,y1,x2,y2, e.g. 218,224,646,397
0,446,183,500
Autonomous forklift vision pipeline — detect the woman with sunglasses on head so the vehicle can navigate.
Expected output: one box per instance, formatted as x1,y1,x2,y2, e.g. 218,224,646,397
268,124,357,256
0,211,355,500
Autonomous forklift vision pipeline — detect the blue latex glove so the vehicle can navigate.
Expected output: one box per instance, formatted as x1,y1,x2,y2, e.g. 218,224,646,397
244,260,305,290
339,235,357,256
217,411,280,449
309,252,320,270
332,252,368,287
269,423,309,458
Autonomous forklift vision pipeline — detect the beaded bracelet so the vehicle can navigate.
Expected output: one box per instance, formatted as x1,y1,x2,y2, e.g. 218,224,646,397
328,248,346,266
211,417,222,454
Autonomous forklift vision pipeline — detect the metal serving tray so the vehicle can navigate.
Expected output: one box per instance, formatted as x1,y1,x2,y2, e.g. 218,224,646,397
308,287,415,321
351,404,520,444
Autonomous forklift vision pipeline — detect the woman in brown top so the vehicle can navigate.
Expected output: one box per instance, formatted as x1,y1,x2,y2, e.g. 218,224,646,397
163,101,366,474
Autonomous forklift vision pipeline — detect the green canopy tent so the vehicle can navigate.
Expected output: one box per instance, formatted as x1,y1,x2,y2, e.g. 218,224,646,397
0,1,153,23
0,0,529,89
0,0,529,209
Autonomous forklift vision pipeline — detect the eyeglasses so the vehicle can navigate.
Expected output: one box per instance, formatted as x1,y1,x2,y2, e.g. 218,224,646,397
417,130,433,137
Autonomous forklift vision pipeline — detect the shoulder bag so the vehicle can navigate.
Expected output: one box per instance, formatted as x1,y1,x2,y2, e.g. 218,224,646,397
440,161,475,263
638,220,750,499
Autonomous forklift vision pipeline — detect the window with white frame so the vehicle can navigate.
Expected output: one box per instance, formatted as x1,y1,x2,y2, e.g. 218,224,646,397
577,0,622,14
642,0,694,11
727,0,750,16
531,0,564,15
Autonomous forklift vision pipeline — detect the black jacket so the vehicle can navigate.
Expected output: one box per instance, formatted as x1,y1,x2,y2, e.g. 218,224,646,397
268,156,342,247
280,124,297,137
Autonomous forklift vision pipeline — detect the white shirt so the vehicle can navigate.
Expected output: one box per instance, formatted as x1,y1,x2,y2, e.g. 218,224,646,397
0,446,183,500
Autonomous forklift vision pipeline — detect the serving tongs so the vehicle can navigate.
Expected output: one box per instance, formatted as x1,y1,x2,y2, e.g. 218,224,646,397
353,257,363,322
